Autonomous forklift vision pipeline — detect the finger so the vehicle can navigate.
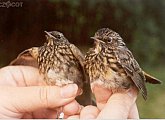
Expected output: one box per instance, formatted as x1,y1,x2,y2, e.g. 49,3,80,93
63,100,82,116
80,105,100,119
32,109,57,119
0,84,78,113
23,109,57,119
97,87,138,119
0,66,45,86
67,115,79,119
128,103,139,119
22,113,33,118
92,84,112,110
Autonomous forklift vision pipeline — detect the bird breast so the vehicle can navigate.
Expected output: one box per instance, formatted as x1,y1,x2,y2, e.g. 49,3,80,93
85,47,132,89
47,68,74,86
39,44,84,87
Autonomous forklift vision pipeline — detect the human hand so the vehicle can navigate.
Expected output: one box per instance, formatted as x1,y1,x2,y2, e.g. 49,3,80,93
69,85,139,119
0,66,81,118
92,85,139,119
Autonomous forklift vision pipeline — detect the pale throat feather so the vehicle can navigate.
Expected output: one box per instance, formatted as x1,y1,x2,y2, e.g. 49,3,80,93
94,42,102,54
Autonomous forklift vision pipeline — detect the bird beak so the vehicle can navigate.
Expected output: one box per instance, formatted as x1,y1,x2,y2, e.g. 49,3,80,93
91,37,99,41
44,31,56,43
90,37,102,43
90,37,97,40
44,31,50,35
44,31,54,38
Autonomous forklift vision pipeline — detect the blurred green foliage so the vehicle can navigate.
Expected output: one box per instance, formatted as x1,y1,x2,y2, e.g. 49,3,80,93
137,67,165,118
0,0,165,118
0,0,165,66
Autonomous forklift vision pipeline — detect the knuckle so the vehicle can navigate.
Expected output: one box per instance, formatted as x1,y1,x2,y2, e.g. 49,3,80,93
39,86,49,108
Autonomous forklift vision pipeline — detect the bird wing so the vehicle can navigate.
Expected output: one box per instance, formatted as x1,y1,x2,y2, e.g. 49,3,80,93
69,44,92,105
9,48,38,68
114,46,147,100
69,44,84,67
69,44,90,84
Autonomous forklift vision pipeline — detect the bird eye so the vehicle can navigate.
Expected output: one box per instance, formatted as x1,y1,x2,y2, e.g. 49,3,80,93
56,34,61,39
107,38,112,43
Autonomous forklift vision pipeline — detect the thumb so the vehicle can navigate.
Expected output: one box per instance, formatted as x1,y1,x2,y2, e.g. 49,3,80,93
97,87,138,119
0,84,78,113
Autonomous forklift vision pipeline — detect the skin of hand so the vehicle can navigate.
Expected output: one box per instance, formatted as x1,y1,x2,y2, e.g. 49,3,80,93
68,85,139,119
0,66,81,118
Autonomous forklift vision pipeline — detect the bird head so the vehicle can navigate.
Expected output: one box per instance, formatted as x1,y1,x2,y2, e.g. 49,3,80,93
91,28,125,48
44,31,69,45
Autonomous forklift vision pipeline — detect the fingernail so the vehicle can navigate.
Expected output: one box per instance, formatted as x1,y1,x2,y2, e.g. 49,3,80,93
61,84,78,98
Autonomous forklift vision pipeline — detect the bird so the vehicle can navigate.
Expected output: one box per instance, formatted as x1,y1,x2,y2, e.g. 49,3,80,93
10,30,92,118
84,28,161,100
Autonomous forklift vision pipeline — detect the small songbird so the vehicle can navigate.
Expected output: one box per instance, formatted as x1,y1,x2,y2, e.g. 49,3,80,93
84,28,161,100
10,31,92,118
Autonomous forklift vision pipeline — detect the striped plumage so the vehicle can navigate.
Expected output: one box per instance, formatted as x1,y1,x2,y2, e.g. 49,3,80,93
26,31,84,88
10,31,92,111
38,33,83,87
85,28,161,100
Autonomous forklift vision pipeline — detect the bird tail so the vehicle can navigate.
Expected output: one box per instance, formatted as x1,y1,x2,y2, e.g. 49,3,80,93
143,71,162,84
76,74,96,106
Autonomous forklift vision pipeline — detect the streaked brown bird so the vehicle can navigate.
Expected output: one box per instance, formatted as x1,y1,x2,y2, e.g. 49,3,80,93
84,28,161,100
10,31,92,118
